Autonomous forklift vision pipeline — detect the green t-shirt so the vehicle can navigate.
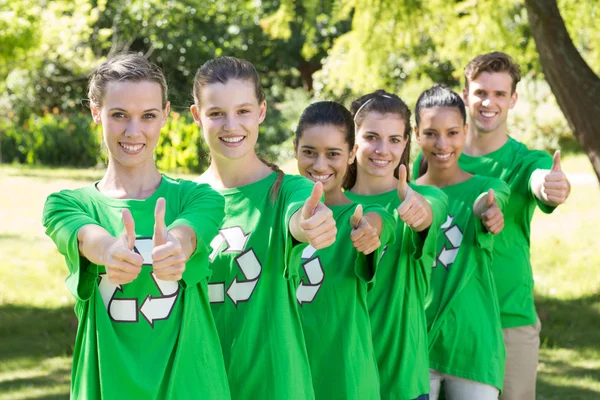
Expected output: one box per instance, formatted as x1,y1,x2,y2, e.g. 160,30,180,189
292,202,395,400
424,175,510,390
413,137,554,328
208,172,315,400
42,175,230,400
346,185,448,400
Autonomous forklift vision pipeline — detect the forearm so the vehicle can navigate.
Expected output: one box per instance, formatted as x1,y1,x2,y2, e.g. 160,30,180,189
77,224,117,265
530,168,550,203
169,225,197,259
289,209,308,243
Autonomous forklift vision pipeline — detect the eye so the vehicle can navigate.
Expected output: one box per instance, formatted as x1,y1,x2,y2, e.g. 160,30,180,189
111,112,126,119
302,149,314,156
390,137,401,144
422,131,435,137
365,134,377,141
238,109,251,115
143,113,157,119
327,152,340,158
208,111,223,118
449,130,459,136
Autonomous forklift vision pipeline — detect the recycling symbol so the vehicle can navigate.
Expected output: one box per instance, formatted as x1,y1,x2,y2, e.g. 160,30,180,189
207,227,262,306
434,215,463,269
296,245,325,305
98,238,180,327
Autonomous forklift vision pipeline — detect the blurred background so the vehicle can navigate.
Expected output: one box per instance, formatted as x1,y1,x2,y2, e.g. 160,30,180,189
1,0,599,399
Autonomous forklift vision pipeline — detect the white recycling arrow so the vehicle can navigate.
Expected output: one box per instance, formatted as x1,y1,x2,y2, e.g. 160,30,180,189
208,282,225,303
140,292,179,327
444,225,463,248
221,227,250,253
209,234,225,262
296,249,325,305
226,249,262,306
437,246,459,269
440,215,454,230
98,274,138,322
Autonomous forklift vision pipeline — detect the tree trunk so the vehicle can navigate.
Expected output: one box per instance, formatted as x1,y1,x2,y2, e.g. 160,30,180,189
525,0,600,183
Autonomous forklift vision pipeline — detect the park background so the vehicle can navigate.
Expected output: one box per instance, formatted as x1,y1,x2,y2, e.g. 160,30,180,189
1,0,599,399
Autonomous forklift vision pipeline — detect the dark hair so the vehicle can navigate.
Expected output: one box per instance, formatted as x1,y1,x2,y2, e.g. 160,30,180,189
295,101,355,189
464,52,521,94
88,53,168,109
414,84,466,177
345,89,412,189
192,56,282,200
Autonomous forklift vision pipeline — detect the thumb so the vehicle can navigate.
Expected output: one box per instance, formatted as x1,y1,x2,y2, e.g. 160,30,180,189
350,204,363,229
551,150,562,172
487,189,495,208
122,209,136,250
397,164,409,201
302,181,323,219
153,197,168,246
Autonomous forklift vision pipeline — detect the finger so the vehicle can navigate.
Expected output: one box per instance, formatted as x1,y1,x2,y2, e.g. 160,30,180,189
304,219,337,241
309,229,337,250
487,189,495,208
360,241,381,255
350,204,363,229
122,209,136,250
551,150,562,172
301,204,334,231
302,181,323,219
353,233,376,249
350,226,367,243
543,181,569,190
153,197,168,247
152,242,183,265
153,262,186,276
397,164,409,201
397,196,416,216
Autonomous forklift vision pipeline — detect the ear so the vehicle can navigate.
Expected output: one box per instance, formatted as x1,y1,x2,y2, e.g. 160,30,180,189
348,143,358,164
161,101,171,128
462,87,469,105
414,125,421,142
90,104,102,124
190,104,202,127
258,100,267,124
509,91,518,109
293,139,298,159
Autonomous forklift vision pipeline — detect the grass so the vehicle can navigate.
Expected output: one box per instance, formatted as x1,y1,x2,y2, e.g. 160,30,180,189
1,155,598,399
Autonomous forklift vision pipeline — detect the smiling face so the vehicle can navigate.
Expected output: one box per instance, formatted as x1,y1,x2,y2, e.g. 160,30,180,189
463,71,517,136
416,106,466,171
355,112,408,181
91,80,169,170
191,79,266,164
296,124,356,195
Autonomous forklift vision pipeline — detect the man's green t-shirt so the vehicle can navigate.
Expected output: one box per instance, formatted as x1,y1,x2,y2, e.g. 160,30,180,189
42,176,231,400
292,202,395,400
208,172,315,400
413,137,554,328
425,175,510,390
346,185,448,400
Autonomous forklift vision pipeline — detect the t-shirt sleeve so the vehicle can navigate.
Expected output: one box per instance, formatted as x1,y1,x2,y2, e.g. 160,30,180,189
355,204,397,283
42,190,99,301
525,151,556,214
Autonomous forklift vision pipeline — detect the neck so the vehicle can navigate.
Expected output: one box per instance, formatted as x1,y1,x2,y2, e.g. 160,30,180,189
97,160,162,199
324,187,351,207
417,163,470,188
351,170,397,196
202,152,273,189
464,124,509,156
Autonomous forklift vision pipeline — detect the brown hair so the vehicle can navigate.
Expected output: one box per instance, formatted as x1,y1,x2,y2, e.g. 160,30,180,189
192,56,282,201
464,52,521,94
344,89,412,190
88,53,168,109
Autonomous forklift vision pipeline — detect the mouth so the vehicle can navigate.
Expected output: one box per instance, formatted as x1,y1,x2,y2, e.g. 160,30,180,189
480,111,497,119
219,136,245,146
370,158,391,168
308,172,333,183
119,142,145,154
433,152,452,162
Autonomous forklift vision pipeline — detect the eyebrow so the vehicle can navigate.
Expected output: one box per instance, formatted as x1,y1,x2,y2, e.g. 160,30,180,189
301,145,344,151
206,103,255,111
364,131,403,137
108,107,160,113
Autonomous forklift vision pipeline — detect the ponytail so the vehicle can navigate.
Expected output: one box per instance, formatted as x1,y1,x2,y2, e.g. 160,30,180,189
259,157,284,203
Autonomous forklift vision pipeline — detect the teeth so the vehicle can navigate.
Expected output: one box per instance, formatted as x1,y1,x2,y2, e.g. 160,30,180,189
371,159,390,166
120,143,143,152
481,112,495,118
310,173,331,181
435,153,451,160
221,136,244,143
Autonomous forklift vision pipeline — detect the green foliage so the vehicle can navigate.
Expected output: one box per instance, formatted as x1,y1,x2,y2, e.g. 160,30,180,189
155,113,209,173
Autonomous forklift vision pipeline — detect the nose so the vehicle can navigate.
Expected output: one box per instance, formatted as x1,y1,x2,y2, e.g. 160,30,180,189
435,135,447,150
482,98,492,108
375,141,389,155
223,113,238,132
313,154,328,172
125,119,142,138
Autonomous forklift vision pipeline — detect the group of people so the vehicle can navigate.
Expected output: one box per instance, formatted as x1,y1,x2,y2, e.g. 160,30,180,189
43,51,571,400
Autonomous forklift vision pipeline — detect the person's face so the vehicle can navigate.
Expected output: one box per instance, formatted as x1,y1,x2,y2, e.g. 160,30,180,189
91,80,169,169
355,112,407,180
416,107,466,171
191,79,266,163
463,71,517,135
295,125,356,195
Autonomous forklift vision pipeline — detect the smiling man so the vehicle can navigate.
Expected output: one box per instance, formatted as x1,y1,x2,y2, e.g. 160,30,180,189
458,52,571,400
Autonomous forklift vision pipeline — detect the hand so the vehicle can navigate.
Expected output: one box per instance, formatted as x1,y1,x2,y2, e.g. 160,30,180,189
350,205,381,255
479,189,504,234
103,209,143,284
542,150,571,205
300,181,337,249
152,198,187,281
396,165,433,232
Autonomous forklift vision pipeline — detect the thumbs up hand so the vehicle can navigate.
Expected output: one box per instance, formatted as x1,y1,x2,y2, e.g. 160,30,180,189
350,205,382,255
152,198,187,281
542,150,571,206
396,165,433,232
103,209,143,284
299,182,337,249
476,189,504,234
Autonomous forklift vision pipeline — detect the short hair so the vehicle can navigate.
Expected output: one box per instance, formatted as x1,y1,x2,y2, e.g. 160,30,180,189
88,53,168,109
464,52,521,93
